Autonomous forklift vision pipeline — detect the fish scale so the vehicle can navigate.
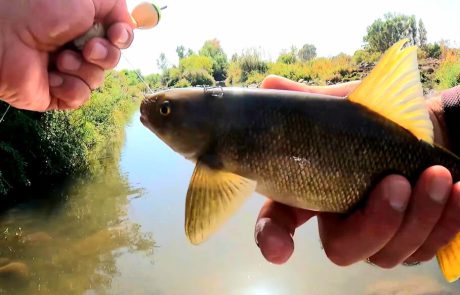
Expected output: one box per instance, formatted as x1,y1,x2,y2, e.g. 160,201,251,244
214,93,460,213
140,39,460,282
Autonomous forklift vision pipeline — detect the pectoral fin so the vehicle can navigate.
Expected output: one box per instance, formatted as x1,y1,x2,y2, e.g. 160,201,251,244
185,161,256,245
437,232,460,282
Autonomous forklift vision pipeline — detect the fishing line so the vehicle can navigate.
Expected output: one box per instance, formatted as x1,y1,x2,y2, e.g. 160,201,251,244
120,53,155,94
0,104,10,125
0,53,153,127
119,3,168,95
0,2,165,126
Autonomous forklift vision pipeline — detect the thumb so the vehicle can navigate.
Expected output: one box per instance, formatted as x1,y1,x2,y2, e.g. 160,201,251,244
255,200,316,264
260,75,361,97
28,0,134,47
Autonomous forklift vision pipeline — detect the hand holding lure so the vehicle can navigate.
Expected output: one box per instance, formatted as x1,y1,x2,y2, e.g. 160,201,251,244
73,1,166,50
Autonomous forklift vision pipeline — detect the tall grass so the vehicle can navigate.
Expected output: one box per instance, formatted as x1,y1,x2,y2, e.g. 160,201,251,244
436,47,460,90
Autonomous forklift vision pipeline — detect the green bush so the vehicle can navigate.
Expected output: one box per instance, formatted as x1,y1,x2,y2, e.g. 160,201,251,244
436,61,460,89
353,49,382,64
238,49,268,82
0,70,143,197
144,73,162,90
308,54,356,83
161,67,182,87
225,62,243,86
182,70,215,86
199,39,229,81
425,43,442,59
179,55,213,73
175,79,192,88
277,52,297,64
268,62,311,82
245,71,266,85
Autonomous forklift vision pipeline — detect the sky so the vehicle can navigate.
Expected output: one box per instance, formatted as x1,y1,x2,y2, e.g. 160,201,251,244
116,0,460,75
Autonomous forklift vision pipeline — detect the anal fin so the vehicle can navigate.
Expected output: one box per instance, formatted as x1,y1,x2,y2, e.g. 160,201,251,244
185,161,256,245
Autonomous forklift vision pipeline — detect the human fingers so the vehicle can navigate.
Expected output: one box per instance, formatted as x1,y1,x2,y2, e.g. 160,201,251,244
48,72,91,110
405,182,460,263
56,50,105,90
82,38,121,70
260,75,361,97
368,166,452,268
318,175,411,266
255,200,315,264
92,0,135,27
107,22,134,49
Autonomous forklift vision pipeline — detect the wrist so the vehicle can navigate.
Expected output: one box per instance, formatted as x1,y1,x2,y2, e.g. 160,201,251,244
427,95,451,148
440,86,460,153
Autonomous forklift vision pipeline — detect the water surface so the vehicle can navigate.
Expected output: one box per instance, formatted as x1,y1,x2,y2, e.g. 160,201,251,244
0,111,459,295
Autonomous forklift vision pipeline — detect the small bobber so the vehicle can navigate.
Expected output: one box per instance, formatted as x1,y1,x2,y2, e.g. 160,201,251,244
73,1,166,49
131,2,166,29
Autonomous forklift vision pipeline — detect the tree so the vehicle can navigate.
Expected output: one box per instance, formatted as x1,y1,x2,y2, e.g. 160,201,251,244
176,45,194,60
237,48,268,82
144,73,162,89
363,13,419,52
199,39,229,81
277,46,298,64
179,55,213,73
418,19,428,48
156,53,169,72
425,43,441,59
176,46,186,60
298,44,317,61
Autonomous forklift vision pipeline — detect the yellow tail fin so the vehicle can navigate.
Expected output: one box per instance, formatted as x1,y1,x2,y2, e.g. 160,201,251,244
437,232,460,282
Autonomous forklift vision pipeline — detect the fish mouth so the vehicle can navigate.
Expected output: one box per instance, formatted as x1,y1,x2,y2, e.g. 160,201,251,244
140,114,148,126
140,93,159,127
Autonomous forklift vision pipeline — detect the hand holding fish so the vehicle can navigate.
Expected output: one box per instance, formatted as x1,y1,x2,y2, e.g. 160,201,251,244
141,40,460,282
0,0,151,111
254,75,460,270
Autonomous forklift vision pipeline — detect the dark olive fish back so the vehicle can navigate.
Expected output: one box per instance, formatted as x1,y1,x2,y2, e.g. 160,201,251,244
205,89,460,212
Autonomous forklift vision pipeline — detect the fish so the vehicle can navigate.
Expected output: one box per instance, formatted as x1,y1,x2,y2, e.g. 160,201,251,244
140,39,460,282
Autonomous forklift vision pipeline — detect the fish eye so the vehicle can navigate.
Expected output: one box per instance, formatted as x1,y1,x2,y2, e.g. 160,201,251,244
159,100,171,116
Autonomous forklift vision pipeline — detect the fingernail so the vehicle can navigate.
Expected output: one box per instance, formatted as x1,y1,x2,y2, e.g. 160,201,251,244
386,179,410,212
62,54,81,71
89,43,108,60
117,29,130,45
429,176,451,204
49,73,63,87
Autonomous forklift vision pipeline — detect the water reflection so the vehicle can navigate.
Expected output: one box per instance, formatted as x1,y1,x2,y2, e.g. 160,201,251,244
2,111,460,294
120,111,460,295
0,127,154,294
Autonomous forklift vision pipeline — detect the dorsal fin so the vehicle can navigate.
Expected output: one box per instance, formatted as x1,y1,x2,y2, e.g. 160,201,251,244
348,39,433,144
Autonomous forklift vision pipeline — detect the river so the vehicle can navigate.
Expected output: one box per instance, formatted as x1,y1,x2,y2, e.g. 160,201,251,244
0,111,459,295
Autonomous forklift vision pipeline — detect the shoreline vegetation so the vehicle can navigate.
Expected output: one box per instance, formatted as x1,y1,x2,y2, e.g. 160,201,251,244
0,70,146,204
151,13,458,93
1,13,459,203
